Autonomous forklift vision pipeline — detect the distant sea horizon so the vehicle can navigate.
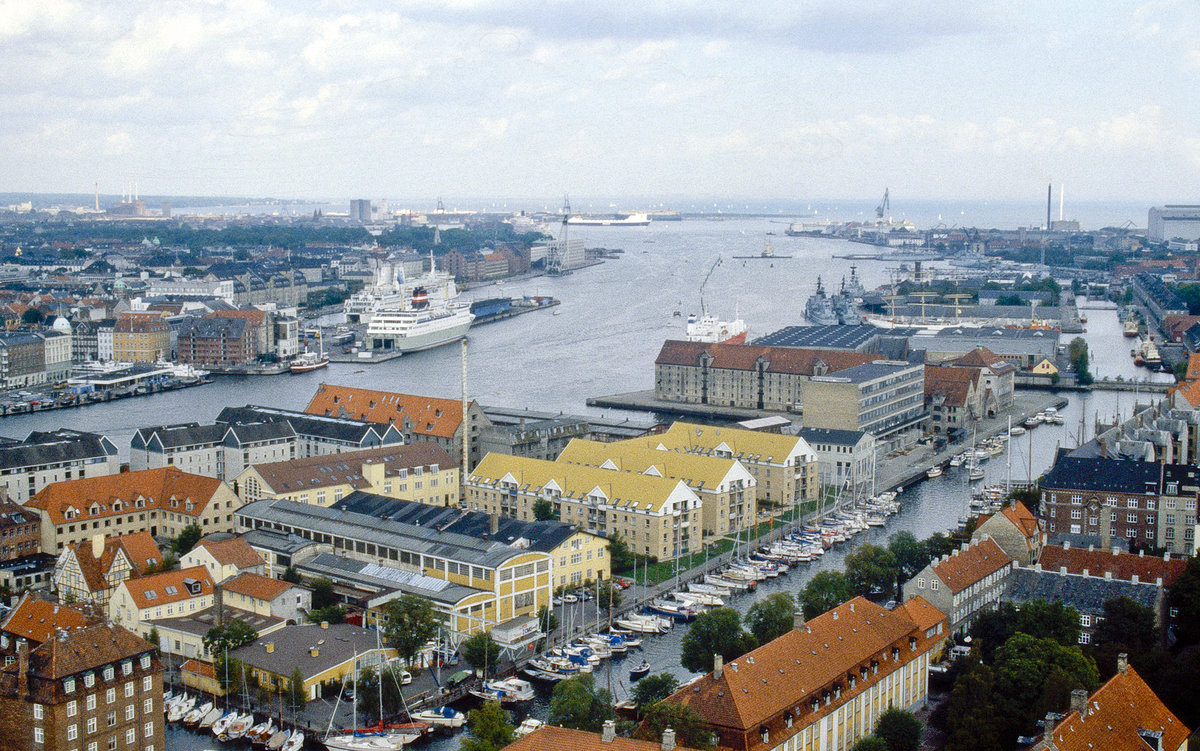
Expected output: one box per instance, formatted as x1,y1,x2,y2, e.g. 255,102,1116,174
1,192,1153,232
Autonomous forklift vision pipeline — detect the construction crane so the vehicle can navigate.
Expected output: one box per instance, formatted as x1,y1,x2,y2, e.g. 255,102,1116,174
548,195,571,275
698,256,722,317
875,188,890,220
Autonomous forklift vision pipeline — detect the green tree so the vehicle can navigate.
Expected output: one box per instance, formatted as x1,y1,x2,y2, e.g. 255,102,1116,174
281,565,302,584
745,592,796,645
1169,557,1200,648
355,665,408,723
680,607,756,673
632,673,679,710
992,633,1099,741
874,707,922,751
463,630,501,675
1067,337,1093,385
1092,597,1157,655
608,533,634,574
537,605,558,638
942,663,1003,751
844,543,897,597
924,532,958,560
1015,600,1081,647
310,576,338,610
21,308,44,325
307,604,348,624
202,619,259,654
170,523,202,556
381,594,441,666
850,738,889,751
597,581,623,615
145,626,161,655
214,654,248,697
887,531,931,597
532,498,556,521
635,701,714,750
284,667,307,712
461,700,515,751
461,699,515,751
799,570,854,619
548,673,615,731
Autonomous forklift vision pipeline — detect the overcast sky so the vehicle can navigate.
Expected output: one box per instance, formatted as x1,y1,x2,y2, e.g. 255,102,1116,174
4,0,1198,205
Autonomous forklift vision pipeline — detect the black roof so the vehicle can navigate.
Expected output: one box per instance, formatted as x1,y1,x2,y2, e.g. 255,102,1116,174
0,430,118,468
132,423,225,451
1039,456,1161,494
335,491,579,552
1003,567,1158,615
177,316,247,338
754,325,880,350
796,426,869,446
217,405,395,445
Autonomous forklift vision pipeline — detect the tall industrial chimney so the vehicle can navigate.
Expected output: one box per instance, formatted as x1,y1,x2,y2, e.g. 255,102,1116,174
1046,183,1052,230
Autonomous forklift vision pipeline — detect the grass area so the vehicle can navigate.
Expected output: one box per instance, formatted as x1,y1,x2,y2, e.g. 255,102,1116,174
627,500,822,585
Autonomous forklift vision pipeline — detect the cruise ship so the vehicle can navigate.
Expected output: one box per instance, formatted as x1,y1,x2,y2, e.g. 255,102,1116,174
344,256,460,324
363,254,475,353
566,212,651,226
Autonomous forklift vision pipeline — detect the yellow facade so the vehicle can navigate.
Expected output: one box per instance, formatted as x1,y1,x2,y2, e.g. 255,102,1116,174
1032,358,1059,375
551,530,611,589
236,461,460,508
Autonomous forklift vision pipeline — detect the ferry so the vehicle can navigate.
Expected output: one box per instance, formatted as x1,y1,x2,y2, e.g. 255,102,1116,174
567,212,651,226
289,350,329,373
364,252,475,354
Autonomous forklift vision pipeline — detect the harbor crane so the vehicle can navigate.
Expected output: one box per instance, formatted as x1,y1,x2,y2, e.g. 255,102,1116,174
698,256,722,317
875,188,890,220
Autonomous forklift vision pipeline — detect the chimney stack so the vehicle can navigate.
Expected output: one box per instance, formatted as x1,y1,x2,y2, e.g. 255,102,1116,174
1070,688,1088,717
794,611,805,632
1117,653,1128,674
92,534,105,560
490,514,499,534
714,653,723,680
214,583,224,627
601,720,616,743
662,729,676,751
17,640,29,698
1042,713,1058,750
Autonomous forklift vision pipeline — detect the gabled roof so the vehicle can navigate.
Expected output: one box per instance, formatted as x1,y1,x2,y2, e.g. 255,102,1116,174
304,384,469,440
220,572,293,602
27,467,226,525
655,340,878,375
666,596,945,734
930,537,1012,594
246,442,454,495
505,726,702,751
658,422,816,464
119,565,213,610
1038,545,1187,586
5,622,153,681
951,346,1017,375
1003,567,1159,615
0,594,92,645
192,537,264,570
0,429,117,470
976,501,1041,548
556,438,750,491
65,531,162,592
1045,665,1189,751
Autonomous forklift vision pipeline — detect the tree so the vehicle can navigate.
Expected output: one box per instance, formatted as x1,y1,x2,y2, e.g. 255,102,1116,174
532,498,556,521
307,604,347,624
381,594,441,666
462,630,501,675
799,570,853,619
537,605,558,638
145,626,161,655
203,619,258,654
745,592,796,645
170,523,202,556
850,738,889,751
597,581,623,615
310,576,338,610
21,308,44,325
680,607,756,673
608,533,634,574
284,667,307,712
887,532,931,597
924,532,958,560
548,673,615,731
1068,337,1093,385
632,672,679,710
214,654,248,697
636,701,714,750
992,633,1099,741
844,544,897,597
1015,600,1081,647
1169,557,1200,648
942,663,1003,751
874,707,922,751
281,565,302,584
356,665,408,724
461,699,515,751
1091,597,1157,656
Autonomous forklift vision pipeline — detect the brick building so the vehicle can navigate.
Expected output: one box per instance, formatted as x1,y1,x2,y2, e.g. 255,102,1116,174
175,315,256,366
0,622,164,751
0,496,40,561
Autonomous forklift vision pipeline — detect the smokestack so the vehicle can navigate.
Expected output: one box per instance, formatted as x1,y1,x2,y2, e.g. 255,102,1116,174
661,729,676,751
1117,653,1128,674
1070,688,1088,717
1047,183,1052,230
601,720,616,743
794,611,805,632
94,181,99,211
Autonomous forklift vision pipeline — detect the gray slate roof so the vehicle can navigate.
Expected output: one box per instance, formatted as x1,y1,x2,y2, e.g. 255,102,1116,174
796,426,870,447
217,405,398,446
1039,456,1162,494
1002,567,1159,615
230,622,382,679
0,430,117,468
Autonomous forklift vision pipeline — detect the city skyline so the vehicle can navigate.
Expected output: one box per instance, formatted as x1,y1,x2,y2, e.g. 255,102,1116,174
4,1,1199,202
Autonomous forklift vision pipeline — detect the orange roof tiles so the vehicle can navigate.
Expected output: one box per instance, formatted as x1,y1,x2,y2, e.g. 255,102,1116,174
506,726,702,751
667,596,946,741
1039,545,1187,586
1047,665,1189,751
931,537,1012,594
305,384,469,440
210,309,267,326
1000,501,1041,538
249,443,455,494
27,467,225,526
19,622,154,681
66,531,161,592
120,566,213,610
220,572,292,602
655,340,878,375
0,594,93,645
193,537,264,570
951,346,1017,374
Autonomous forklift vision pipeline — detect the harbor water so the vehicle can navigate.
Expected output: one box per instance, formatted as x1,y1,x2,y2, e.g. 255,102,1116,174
0,218,1164,750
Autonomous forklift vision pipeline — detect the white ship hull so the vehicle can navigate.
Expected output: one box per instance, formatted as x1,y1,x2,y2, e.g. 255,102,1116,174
567,213,650,226
366,309,474,353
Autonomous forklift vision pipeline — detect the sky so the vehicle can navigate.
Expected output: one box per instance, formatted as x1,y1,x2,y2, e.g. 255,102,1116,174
3,0,1200,206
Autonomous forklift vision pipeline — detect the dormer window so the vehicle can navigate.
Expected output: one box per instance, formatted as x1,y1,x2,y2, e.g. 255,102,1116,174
909,637,918,650
64,678,75,694
140,654,151,670
112,502,122,513
760,728,769,744
84,673,95,688
785,715,793,729
103,666,114,681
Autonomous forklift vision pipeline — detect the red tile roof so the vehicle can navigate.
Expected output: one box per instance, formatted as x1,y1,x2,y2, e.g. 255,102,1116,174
220,572,292,602
931,537,1012,593
120,566,213,610
1038,545,1187,586
305,384,469,440
505,726,701,751
1045,665,1189,751
27,467,225,525
15,622,155,681
951,346,1017,374
193,537,265,570
667,596,946,745
924,365,978,406
65,531,161,592
0,594,93,645
655,341,878,375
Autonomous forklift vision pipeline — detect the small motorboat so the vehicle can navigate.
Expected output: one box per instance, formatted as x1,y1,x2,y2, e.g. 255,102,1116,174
629,661,651,681
514,718,544,739
926,466,943,478
411,706,466,729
